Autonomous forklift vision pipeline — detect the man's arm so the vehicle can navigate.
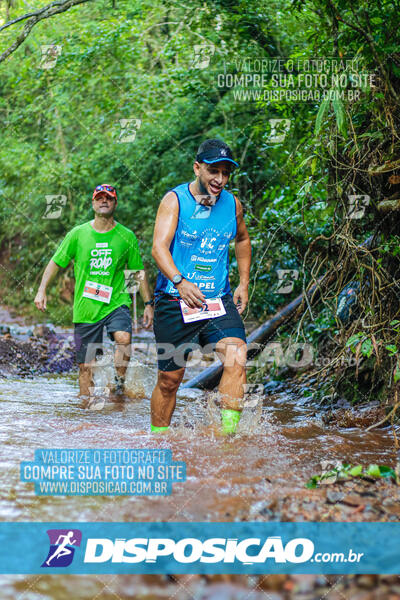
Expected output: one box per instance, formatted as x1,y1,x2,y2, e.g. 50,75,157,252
138,270,152,304
152,191,205,308
34,259,60,311
137,270,154,328
233,196,251,314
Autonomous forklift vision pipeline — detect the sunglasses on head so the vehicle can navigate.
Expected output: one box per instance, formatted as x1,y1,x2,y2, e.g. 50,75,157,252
95,185,116,193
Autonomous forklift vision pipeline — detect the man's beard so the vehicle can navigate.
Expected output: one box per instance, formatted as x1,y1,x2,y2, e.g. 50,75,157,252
197,176,217,206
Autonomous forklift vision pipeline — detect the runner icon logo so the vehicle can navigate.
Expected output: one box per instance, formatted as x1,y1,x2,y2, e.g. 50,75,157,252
41,529,82,568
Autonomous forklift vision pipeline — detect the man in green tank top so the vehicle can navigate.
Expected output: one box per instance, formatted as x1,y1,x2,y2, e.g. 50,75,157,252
34,184,154,406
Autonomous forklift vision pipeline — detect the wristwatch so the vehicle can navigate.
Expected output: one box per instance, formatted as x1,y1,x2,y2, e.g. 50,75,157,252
144,299,154,306
172,273,184,287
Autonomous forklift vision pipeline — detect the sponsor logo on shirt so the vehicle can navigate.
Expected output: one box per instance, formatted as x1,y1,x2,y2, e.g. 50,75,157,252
200,236,216,250
181,230,198,239
197,228,220,256
90,243,113,276
191,255,217,263
185,272,215,281
195,264,213,272
198,281,215,290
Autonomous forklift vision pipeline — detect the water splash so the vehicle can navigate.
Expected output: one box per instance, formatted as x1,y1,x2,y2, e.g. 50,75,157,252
92,350,150,400
205,391,265,435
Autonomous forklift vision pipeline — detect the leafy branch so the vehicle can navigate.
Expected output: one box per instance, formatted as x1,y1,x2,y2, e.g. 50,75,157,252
0,0,93,64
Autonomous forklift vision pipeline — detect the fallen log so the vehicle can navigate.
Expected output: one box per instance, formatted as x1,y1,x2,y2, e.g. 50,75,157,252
377,195,400,213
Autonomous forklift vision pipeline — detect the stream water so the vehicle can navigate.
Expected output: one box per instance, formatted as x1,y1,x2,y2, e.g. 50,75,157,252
0,327,399,598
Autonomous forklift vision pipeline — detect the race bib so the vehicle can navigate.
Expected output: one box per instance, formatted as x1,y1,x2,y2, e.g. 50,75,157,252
179,297,226,323
82,280,113,304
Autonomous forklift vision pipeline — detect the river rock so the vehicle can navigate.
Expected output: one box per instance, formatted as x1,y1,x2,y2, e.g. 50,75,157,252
257,574,286,590
32,324,55,338
291,574,316,593
381,575,400,584
326,490,345,504
249,498,277,517
389,585,400,594
357,575,379,588
325,593,345,600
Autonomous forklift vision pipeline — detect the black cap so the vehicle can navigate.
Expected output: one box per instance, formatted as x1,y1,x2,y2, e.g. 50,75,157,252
196,146,239,168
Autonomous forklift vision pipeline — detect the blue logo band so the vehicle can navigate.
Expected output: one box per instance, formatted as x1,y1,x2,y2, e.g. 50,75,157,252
1,522,399,574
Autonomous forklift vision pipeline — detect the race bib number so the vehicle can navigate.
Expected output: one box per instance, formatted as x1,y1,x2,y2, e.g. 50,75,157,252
82,281,113,304
180,297,226,323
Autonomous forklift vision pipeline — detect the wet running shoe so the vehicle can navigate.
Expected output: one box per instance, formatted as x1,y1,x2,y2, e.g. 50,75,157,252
114,381,124,395
111,375,126,401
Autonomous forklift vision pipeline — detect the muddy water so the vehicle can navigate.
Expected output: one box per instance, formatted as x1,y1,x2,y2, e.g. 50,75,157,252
0,338,399,598
1,371,397,523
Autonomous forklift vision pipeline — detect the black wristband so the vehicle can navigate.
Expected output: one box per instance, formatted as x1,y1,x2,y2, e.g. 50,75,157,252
144,299,154,306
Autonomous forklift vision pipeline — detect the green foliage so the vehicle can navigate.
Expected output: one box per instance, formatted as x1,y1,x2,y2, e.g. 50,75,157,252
1,0,399,343
0,0,331,323
306,462,398,489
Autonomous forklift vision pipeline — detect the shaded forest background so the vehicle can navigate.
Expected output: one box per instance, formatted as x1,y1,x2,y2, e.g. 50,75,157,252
1,0,400,405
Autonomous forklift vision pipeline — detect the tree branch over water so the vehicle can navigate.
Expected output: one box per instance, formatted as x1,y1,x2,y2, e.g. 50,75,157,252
0,0,93,64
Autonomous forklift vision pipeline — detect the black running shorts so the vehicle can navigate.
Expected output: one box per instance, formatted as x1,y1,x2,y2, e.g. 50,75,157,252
153,293,246,372
74,304,132,364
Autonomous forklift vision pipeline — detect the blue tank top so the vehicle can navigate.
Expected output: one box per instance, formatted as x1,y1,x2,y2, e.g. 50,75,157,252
155,183,237,298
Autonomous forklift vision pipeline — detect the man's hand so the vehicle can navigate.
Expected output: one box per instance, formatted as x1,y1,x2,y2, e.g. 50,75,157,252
233,283,248,315
34,260,60,312
176,279,205,308
34,289,47,312
143,305,154,329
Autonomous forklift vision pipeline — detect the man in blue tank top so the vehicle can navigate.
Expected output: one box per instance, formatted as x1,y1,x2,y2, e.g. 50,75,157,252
151,139,251,434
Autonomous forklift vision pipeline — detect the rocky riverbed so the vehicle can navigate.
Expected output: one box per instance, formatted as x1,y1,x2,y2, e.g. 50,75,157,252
0,323,75,378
